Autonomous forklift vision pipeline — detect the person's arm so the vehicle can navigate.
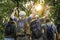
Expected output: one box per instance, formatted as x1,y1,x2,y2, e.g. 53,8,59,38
54,26,58,40
41,24,45,33
2,18,7,26
10,7,18,22
27,16,31,24
53,24,58,40
2,18,5,24
10,7,17,19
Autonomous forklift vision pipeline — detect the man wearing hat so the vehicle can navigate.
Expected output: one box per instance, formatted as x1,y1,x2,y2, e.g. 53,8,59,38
10,7,31,40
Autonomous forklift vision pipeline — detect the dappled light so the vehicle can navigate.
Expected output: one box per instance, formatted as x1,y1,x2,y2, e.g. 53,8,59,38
35,4,42,11
0,0,60,40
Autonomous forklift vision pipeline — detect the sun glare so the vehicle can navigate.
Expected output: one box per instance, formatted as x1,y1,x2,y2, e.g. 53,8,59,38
35,4,42,11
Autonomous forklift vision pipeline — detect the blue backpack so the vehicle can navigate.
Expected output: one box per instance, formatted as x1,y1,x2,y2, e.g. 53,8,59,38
46,24,54,39
30,20,42,38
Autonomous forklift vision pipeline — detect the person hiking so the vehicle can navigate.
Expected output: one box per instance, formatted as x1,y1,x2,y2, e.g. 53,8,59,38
27,8,44,40
3,17,16,40
10,7,31,40
44,18,58,40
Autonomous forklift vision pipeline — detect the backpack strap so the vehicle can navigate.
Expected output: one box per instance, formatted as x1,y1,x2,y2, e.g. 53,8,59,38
46,23,53,29
36,19,42,30
46,23,54,35
16,19,26,33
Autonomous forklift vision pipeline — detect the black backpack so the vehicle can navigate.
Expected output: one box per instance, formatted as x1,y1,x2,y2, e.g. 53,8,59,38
46,24,54,39
5,21,16,37
30,19,42,38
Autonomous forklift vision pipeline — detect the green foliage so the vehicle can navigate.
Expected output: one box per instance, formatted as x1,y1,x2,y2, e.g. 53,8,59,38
50,3,60,33
0,0,16,40
54,4,60,33
0,0,60,40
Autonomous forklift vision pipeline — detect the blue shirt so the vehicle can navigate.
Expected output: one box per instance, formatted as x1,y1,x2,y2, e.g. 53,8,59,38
27,17,31,24
13,17,18,21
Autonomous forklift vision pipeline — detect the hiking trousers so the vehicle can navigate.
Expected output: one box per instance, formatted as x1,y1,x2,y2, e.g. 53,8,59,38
32,36,43,40
16,35,30,40
47,38,54,40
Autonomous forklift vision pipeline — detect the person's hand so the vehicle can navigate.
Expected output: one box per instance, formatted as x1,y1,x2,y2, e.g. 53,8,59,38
10,7,18,18
2,18,5,23
14,7,18,11
15,9,18,15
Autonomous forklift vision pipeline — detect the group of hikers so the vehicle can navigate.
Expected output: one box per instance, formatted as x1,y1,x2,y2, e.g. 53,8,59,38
2,7,58,40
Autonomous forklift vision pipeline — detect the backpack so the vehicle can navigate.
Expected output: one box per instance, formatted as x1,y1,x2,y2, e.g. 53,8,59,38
5,21,16,37
16,19,26,36
30,19,42,38
46,24,54,39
